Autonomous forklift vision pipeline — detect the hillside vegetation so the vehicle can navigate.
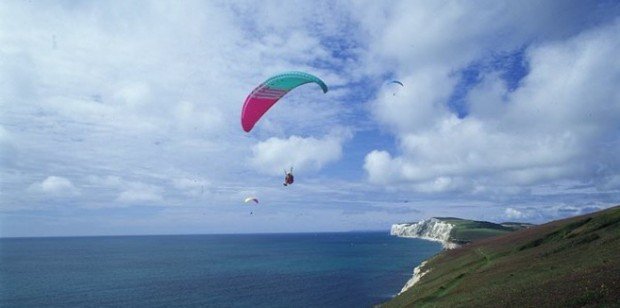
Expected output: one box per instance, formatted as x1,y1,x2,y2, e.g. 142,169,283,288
436,217,531,244
386,206,620,307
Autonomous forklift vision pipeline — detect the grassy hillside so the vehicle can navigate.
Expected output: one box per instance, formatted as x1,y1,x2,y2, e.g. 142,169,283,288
436,218,524,244
500,222,536,231
385,206,620,307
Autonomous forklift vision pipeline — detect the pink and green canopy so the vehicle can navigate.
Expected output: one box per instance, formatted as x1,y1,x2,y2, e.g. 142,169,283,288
241,71,328,132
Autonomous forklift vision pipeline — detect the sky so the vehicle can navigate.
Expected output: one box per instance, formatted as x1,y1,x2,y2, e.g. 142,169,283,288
1,0,619,237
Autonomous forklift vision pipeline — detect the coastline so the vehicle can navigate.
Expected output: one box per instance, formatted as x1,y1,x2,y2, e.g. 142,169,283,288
390,219,460,294
385,207,620,306
398,260,429,295
395,240,459,294
393,233,461,250
391,217,532,297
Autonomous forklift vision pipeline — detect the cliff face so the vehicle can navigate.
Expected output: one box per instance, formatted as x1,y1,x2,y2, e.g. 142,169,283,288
390,218,459,249
398,261,429,295
386,206,620,307
391,217,524,248
391,217,532,295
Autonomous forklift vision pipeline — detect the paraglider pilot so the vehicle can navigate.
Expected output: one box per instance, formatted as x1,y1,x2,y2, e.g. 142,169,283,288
283,167,294,186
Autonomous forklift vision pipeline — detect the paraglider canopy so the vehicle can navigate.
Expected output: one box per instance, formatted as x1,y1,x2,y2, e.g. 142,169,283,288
244,197,259,204
241,71,328,132
387,80,404,96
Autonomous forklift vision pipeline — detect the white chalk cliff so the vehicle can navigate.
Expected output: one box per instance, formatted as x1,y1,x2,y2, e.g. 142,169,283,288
391,218,460,294
390,218,460,249
398,261,430,295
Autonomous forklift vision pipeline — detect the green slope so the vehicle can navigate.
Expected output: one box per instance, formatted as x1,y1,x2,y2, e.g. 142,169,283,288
436,218,528,244
385,206,620,307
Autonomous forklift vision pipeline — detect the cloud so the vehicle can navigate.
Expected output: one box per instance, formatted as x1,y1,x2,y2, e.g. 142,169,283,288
357,1,618,75
504,208,526,220
0,126,16,167
85,175,164,205
172,177,210,197
0,1,358,208
2,1,619,236
29,176,79,196
117,185,163,204
365,19,620,195
503,203,610,222
250,129,351,175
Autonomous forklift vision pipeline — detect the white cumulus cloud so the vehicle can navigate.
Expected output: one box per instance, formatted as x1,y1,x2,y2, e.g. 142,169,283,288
29,176,79,196
250,130,351,176
365,19,620,194
504,208,526,220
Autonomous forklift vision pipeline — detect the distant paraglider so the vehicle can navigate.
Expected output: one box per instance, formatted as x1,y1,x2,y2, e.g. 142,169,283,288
243,198,258,216
283,167,294,186
244,197,259,204
388,80,404,96
241,71,328,132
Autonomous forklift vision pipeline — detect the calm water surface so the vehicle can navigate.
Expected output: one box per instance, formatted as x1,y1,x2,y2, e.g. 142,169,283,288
0,232,440,307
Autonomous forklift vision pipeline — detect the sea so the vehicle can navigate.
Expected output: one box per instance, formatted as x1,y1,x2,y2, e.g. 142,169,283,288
0,232,441,307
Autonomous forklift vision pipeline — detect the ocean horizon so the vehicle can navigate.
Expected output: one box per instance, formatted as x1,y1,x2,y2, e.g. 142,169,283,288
0,232,441,307
0,229,394,239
